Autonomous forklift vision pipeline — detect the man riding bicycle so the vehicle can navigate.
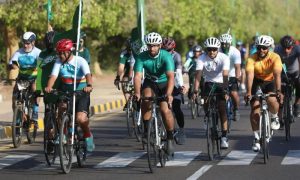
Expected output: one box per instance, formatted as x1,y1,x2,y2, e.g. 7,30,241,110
134,32,175,155
193,37,230,149
45,39,95,152
219,33,242,121
274,35,300,118
162,37,186,145
245,35,283,152
114,38,135,110
10,32,41,122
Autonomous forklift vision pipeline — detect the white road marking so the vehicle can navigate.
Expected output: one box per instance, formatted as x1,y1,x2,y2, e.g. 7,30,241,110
218,150,258,165
0,154,36,169
186,165,213,180
282,150,300,165
166,151,201,166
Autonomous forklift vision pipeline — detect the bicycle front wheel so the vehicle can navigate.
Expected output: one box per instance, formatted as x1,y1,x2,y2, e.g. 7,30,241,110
12,106,23,148
284,97,291,141
261,111,269,164
126,100,133,137
59,114,74,174
191,99,196,119
147,120,157,173
44,110,58,166
206,115,214,161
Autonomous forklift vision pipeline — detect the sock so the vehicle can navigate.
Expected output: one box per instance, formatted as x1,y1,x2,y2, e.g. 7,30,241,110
167,130,174,140
83,131,92,138
270,112,278,118
253,130,259,140
222,131,227,138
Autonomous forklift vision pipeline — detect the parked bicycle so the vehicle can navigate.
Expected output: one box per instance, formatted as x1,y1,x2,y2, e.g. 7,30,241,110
12,79,39,148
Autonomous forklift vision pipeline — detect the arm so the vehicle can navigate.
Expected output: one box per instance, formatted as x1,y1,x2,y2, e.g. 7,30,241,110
45,75,58,93
194,70,202,93
223,70,229,90
235,64,241,81
134,72,142,100
166,71,175,106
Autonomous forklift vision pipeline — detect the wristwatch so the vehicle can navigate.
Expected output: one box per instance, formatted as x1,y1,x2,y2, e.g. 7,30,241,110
87,84,92,87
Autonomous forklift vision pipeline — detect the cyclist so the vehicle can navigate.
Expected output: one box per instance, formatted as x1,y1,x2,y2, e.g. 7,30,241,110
78,32,91,65
245,35,283,152
134,32,175,155
162,37,186,145
219,33,241,121
45,39,95,152
193,37,230,149
114,38,135,110
274,35,300,118
10,31,41,122
184,45,203,101
236,40,247,93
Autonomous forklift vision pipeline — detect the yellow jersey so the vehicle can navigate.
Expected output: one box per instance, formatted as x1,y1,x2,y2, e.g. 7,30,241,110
246,52,282,81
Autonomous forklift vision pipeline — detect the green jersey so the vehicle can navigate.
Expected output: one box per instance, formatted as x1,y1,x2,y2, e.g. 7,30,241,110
78,48,91,65
134,49,174,83
119,50,132,76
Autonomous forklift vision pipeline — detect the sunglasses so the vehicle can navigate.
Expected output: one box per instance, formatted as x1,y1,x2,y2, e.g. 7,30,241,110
206,47,218,52
57,52,66,55
256,46,268,50
285,46,293,50
147,44,160,48
23,42,31,45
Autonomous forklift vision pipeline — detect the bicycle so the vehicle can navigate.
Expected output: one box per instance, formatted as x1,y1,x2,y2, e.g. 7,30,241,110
189,84,202,119
12,79,39,148
56,90,88,174
118,80,143,141
205,85,222,161
141,96,168,173
226,96,233,133
247,87,278,164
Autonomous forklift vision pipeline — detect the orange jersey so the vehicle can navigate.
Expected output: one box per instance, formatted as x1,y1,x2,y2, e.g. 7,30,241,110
246,52,282,81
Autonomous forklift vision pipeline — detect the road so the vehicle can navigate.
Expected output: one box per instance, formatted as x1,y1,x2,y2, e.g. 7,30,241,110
0,103,300,180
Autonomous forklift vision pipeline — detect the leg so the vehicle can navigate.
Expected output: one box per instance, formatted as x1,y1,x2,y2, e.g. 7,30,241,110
267,95,280,130
251,100,261,152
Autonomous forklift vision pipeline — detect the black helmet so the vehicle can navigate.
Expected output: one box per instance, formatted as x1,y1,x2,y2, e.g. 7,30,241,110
44,31,55,50
280,35,295,48
193,45,202,52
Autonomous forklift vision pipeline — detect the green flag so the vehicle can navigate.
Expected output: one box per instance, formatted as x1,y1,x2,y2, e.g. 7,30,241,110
44,0,53,21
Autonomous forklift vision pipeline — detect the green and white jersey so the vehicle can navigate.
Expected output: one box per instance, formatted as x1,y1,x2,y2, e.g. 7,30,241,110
119,50,132,76
134,49,174,83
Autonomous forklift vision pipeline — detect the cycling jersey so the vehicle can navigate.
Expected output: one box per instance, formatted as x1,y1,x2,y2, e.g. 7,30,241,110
274,45,300,74
134,49,174,83
119,50,132,77
51,56,90,91
220,46,241,77
196,52,230,83
78,48,91,65
170,51,183,88
10,47,41,80
246,52,282,81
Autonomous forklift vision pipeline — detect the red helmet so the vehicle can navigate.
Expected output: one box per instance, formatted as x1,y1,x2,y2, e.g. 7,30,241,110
56,39,74,52
162,37,176,51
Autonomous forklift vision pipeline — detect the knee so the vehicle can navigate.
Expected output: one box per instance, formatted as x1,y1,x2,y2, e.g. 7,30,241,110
77,113,88,125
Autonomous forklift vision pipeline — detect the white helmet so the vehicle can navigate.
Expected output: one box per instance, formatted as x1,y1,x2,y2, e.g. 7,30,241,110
23,32,36,42
219,34,232,44
144,32,162,45
255,35,274,47
139,44,148,53
204,37,221,48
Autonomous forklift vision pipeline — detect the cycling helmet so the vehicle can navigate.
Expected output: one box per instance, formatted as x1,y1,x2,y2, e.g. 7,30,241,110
23,32,36,43
80,31,87,38
162,37,176,51
193,45,202,52
56,39,74,52
139,44,148,53
236,40,243,46
144,32,162,45
255,35,274,47
280,35,295,48
204,37,221,48
44,31,55,49
219,34,232,44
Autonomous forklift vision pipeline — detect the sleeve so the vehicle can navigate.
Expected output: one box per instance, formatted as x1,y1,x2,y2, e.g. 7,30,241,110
84,48,91,65
9,51,19,65
233,49,241,65
165,53,175,72
80,59,91,75
183,58,192,70
119,52,126,64
129,55,135,67
174,53,183,70
245,57,255,72
134,57,143,73
196,58,204,71
51,61,62,77
223,55,230,71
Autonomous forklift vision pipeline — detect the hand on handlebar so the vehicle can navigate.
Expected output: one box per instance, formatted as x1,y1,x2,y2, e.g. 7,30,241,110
114,75,120,88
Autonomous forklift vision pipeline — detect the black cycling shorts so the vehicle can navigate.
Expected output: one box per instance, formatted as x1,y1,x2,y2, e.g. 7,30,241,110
202,82,226,101
251,78,275,95
142,79,167,98
229,77,239,92
69,92,90,115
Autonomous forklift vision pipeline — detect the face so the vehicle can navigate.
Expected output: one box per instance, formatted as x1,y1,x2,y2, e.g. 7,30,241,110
23,41,34,53
206,47,219,59
256,45,269,59
147,44,161,57
193,51,201,58
284,46,293,55
221,42,230,53
57,51,72,63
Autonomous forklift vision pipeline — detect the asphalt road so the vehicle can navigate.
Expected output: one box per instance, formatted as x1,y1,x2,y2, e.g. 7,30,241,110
0,102,300,180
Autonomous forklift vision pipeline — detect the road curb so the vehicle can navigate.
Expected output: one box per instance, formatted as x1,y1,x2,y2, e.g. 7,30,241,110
0,98,126,139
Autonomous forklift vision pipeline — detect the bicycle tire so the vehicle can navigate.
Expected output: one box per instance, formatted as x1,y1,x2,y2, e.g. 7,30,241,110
132,108,141,142
191,99,196,119
206,113,214,161
226,100,232,134
59,114,73,174
126,100,133,137
44,110,58,166
26,103,37,144
147,120,157,173
261,111,268,164
284,95,291,141
12,106,23,148
76,126,87,168
214,112,221,157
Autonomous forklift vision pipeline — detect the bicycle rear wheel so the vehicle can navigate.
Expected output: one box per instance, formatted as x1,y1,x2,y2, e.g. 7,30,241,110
44,110,58,166
261,111,269,164
147,120,157,173
59,114,74,174
12,106,23,148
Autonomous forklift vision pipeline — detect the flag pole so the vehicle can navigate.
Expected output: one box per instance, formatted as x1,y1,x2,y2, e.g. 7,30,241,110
71,0,82,145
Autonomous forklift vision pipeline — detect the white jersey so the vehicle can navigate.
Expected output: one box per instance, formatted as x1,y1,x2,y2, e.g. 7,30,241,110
220,46,241,77
196,52,230,83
